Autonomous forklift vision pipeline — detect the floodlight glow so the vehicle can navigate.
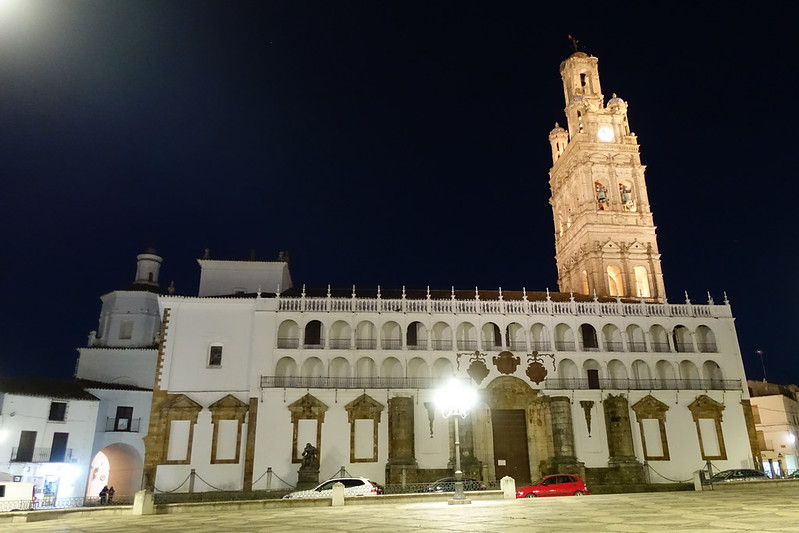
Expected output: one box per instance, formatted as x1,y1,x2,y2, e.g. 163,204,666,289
435,378,477,419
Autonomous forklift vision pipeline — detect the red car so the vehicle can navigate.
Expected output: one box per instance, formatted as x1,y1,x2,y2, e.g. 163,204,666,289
516,474,589,498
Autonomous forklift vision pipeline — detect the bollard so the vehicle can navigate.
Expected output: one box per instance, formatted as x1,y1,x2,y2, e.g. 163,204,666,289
266,467,273,491
331,482,345,507
501,476,517,499
132,489,155,515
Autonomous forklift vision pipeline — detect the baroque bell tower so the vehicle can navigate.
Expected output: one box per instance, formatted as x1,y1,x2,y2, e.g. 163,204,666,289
548,51,666,301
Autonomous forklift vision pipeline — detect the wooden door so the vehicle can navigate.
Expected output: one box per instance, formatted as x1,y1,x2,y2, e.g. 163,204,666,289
491,409,531,485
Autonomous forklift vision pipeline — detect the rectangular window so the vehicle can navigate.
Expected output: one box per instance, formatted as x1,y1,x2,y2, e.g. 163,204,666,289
295,419,317,461
0,486,5,497
353,419,375,461
115,406,134,431
215,419,239,461
49,402,67,422
167,420,191,461
50,432,68,462
698,418,721,457
208,346,223,367
16,431,37,462
642,419,664,457
119,320,134,340
587,369,600,389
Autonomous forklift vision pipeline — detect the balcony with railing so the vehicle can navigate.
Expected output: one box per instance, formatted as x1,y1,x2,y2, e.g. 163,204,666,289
544,377,741,391
698,342,718,353
627,341,647,352
674,343,695,353
507,341,527,351
277,337,299,349
11,447,74,463
531,341,552,351
381,338,402,350
604,341,625,352
651,341,670,353
355,338,376,350
328,339,351,350
457,340,477,351
482,341,501,351
105,417,142,432
554,341,576,351
407,341,428,350
261,376,446,389
431,339,452,351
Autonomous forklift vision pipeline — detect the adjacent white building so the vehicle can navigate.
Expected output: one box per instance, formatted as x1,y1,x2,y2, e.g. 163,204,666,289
0,378,99,506
748,380,799,476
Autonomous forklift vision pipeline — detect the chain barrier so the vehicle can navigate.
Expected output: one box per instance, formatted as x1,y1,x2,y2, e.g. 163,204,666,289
270,471,296,489
154,473,191,493
193,472,227,492
645,463,693,483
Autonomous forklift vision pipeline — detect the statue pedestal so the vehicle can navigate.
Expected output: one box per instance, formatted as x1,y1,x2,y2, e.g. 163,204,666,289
296,467,320,490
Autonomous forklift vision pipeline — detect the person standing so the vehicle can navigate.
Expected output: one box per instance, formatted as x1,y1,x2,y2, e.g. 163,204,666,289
99,485,108,504
107,486,115,504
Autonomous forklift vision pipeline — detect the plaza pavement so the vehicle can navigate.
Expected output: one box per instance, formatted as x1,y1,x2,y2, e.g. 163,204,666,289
2,486,799,532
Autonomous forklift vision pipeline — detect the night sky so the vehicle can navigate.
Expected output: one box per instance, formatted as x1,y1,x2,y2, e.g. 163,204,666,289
2,2,796,384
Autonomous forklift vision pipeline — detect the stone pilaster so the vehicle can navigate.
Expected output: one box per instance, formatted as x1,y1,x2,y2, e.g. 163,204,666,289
603,394,639,466
545,396,584,475
386,396,418,483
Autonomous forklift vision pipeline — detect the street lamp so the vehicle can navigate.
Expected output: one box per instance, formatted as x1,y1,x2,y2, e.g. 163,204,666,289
434,378,477,505
756,349,767,382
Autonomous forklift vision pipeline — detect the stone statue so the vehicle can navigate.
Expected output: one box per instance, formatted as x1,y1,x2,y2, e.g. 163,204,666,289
618,183,636,211
301,442,319,468
595,182,609,210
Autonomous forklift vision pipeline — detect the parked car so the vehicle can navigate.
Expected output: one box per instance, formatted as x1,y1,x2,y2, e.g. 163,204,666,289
422,477,486,493
709,469,769,483
516,474,589,498
282,477,383,499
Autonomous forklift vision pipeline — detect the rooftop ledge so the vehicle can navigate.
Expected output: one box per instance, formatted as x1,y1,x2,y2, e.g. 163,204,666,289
275,296,732,319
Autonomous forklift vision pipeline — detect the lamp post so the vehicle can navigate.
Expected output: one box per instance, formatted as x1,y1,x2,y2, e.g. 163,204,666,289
434,378,477,505
756,349,767,382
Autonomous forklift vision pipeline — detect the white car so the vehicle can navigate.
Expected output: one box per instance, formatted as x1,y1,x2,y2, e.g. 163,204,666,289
282,477,384,499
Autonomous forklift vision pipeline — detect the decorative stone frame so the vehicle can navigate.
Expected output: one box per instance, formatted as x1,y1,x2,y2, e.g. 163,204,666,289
161,394,203,465
344,394,384,463
687,395,727,461
208,394,249,464
288,394,328,464
631,395,670,461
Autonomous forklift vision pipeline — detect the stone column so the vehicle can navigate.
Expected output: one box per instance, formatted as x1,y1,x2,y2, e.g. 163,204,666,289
603,394,638,465
386,396,418,483
546,396,583,474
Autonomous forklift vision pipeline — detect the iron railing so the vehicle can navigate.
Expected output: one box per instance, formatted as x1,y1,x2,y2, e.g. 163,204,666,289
328,339,351,349
456,340,477,350
697,342,718,353
355,339,376,349
531,341,552,351
10,447,73,463
604,341,624,352
544,377,742,391
105,417,142,432
627,341,647,352
554,341,576,351
277,337,299,349
381,339,402,350
261,376,447,389
431,340,452,350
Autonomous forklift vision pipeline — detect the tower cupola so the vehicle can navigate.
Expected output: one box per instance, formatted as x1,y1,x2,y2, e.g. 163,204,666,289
133,248,162,289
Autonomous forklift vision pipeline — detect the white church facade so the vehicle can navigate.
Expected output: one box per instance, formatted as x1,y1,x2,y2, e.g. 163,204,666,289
136,52,760,493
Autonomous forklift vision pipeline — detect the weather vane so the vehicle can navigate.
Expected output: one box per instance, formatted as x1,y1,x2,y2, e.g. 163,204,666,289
568,34,580,52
